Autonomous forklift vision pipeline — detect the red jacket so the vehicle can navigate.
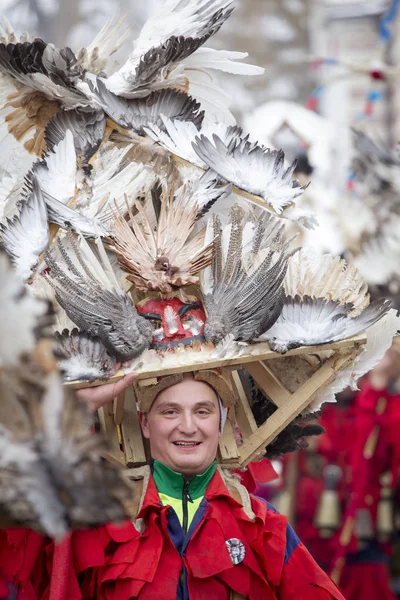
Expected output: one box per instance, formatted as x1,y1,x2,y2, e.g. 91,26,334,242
0,470,344,599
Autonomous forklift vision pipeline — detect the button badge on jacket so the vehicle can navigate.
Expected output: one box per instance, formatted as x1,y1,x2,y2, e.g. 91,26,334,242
225,538,246,565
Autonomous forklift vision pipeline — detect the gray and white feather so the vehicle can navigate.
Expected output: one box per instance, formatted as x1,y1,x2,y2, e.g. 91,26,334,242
55,328,117,382
201,205,291,344
0,173,49,282
192,133,307,214
45,232,153,362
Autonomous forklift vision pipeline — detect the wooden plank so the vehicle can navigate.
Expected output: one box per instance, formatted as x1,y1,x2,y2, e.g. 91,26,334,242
66,334,367,390
218,419,240,461
231,371,257,439
245,361,291,407
237,347,363,466
98,403,125,466
113,392,125,425
121,385,147,467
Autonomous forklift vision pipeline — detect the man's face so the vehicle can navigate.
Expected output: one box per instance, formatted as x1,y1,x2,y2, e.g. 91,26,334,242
140,375,221,475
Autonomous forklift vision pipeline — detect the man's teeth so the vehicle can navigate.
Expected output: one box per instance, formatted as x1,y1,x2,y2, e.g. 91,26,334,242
174,442,200,446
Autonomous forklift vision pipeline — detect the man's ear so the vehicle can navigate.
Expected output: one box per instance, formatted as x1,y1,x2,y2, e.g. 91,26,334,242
139,411,150,439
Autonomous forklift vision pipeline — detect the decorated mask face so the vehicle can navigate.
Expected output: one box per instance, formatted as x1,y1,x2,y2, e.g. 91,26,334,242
136,296,206,349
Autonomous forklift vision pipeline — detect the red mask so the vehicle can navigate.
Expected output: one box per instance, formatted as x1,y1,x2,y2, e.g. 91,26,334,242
136,296,206,349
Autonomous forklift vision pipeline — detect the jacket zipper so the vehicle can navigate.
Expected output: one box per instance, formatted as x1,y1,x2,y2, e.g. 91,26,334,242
182,477,193,535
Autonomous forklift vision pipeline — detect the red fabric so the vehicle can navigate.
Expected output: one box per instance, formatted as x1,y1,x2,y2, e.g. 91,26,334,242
328,381,400,574
0,472,345,600
339,561,396,600
280,543,344,600
235,459,279,494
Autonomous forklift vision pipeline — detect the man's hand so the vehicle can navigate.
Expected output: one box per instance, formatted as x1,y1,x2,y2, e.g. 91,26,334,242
76,373,137,413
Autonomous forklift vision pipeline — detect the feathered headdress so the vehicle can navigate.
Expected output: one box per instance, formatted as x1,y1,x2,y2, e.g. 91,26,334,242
0,0,398,484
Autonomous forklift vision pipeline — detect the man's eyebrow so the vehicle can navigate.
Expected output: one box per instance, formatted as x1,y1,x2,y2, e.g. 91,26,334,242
155,401,181,410
155,400,217,410
193,400,217,409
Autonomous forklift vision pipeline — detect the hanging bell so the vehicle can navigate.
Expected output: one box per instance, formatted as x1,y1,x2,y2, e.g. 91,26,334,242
376,472,394,542
314,464,342,538
355,508,374,548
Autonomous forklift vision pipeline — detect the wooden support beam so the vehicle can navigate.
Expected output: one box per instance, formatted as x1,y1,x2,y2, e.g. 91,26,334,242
121,385,147,467
98,403,125,466
238,347,363,466
231,371,257,438
113,392,125,425
245,361,291,407
218,419,240,462
66,334,367,390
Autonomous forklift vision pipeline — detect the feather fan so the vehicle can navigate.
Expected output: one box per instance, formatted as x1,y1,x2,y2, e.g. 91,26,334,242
110,186,214,292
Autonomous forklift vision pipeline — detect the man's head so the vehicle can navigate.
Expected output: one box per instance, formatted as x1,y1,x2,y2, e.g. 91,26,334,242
139,374,221,475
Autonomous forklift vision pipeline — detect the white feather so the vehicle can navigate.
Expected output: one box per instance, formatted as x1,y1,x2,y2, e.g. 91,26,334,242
35,130,77,205
164,305,179,334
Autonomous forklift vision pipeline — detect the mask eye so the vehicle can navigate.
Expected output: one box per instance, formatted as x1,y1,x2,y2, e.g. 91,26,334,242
181,314,204,335
153,327,165,341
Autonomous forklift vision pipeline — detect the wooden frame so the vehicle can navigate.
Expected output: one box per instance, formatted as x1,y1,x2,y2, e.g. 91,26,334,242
72,335,366,469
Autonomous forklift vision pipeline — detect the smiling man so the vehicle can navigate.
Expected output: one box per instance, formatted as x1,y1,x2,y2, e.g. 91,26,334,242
74,371,345,600
0,372,346,600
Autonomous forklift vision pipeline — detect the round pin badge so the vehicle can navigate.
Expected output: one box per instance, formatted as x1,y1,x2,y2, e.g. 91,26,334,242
225,538,246,565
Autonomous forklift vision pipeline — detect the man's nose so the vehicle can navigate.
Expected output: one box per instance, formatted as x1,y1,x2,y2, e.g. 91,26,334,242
178,412,197,435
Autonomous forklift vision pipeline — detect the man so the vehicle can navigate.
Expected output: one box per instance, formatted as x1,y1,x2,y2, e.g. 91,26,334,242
0,373,345,599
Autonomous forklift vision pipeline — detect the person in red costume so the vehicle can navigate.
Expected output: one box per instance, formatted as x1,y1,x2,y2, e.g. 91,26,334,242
0,373,345,600
330,342,400,600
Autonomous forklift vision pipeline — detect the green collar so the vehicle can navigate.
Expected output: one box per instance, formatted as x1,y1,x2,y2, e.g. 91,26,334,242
152,459,217,500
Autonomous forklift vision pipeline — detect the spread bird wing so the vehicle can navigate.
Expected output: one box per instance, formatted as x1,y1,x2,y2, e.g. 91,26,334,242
44,108,106,163
134,0,234,57
260,295,391,353
34,129,77,204
202,206,290,344
192,133,307,214
45,232,152,361
105,0,234,96
43,193,109,237
87,78,204,135
285,248,370,315
55,327,117,382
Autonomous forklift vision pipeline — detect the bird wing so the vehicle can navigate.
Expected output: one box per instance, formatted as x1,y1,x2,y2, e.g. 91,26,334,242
285,248,370,315
0,173,49,282
34,129,77,205
55,327,117,382
44,108,106,163
45,232,152,361
89,78,204,135
192,134,305,214
261,296,391,353
202,205,289,344
133,0,234,58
